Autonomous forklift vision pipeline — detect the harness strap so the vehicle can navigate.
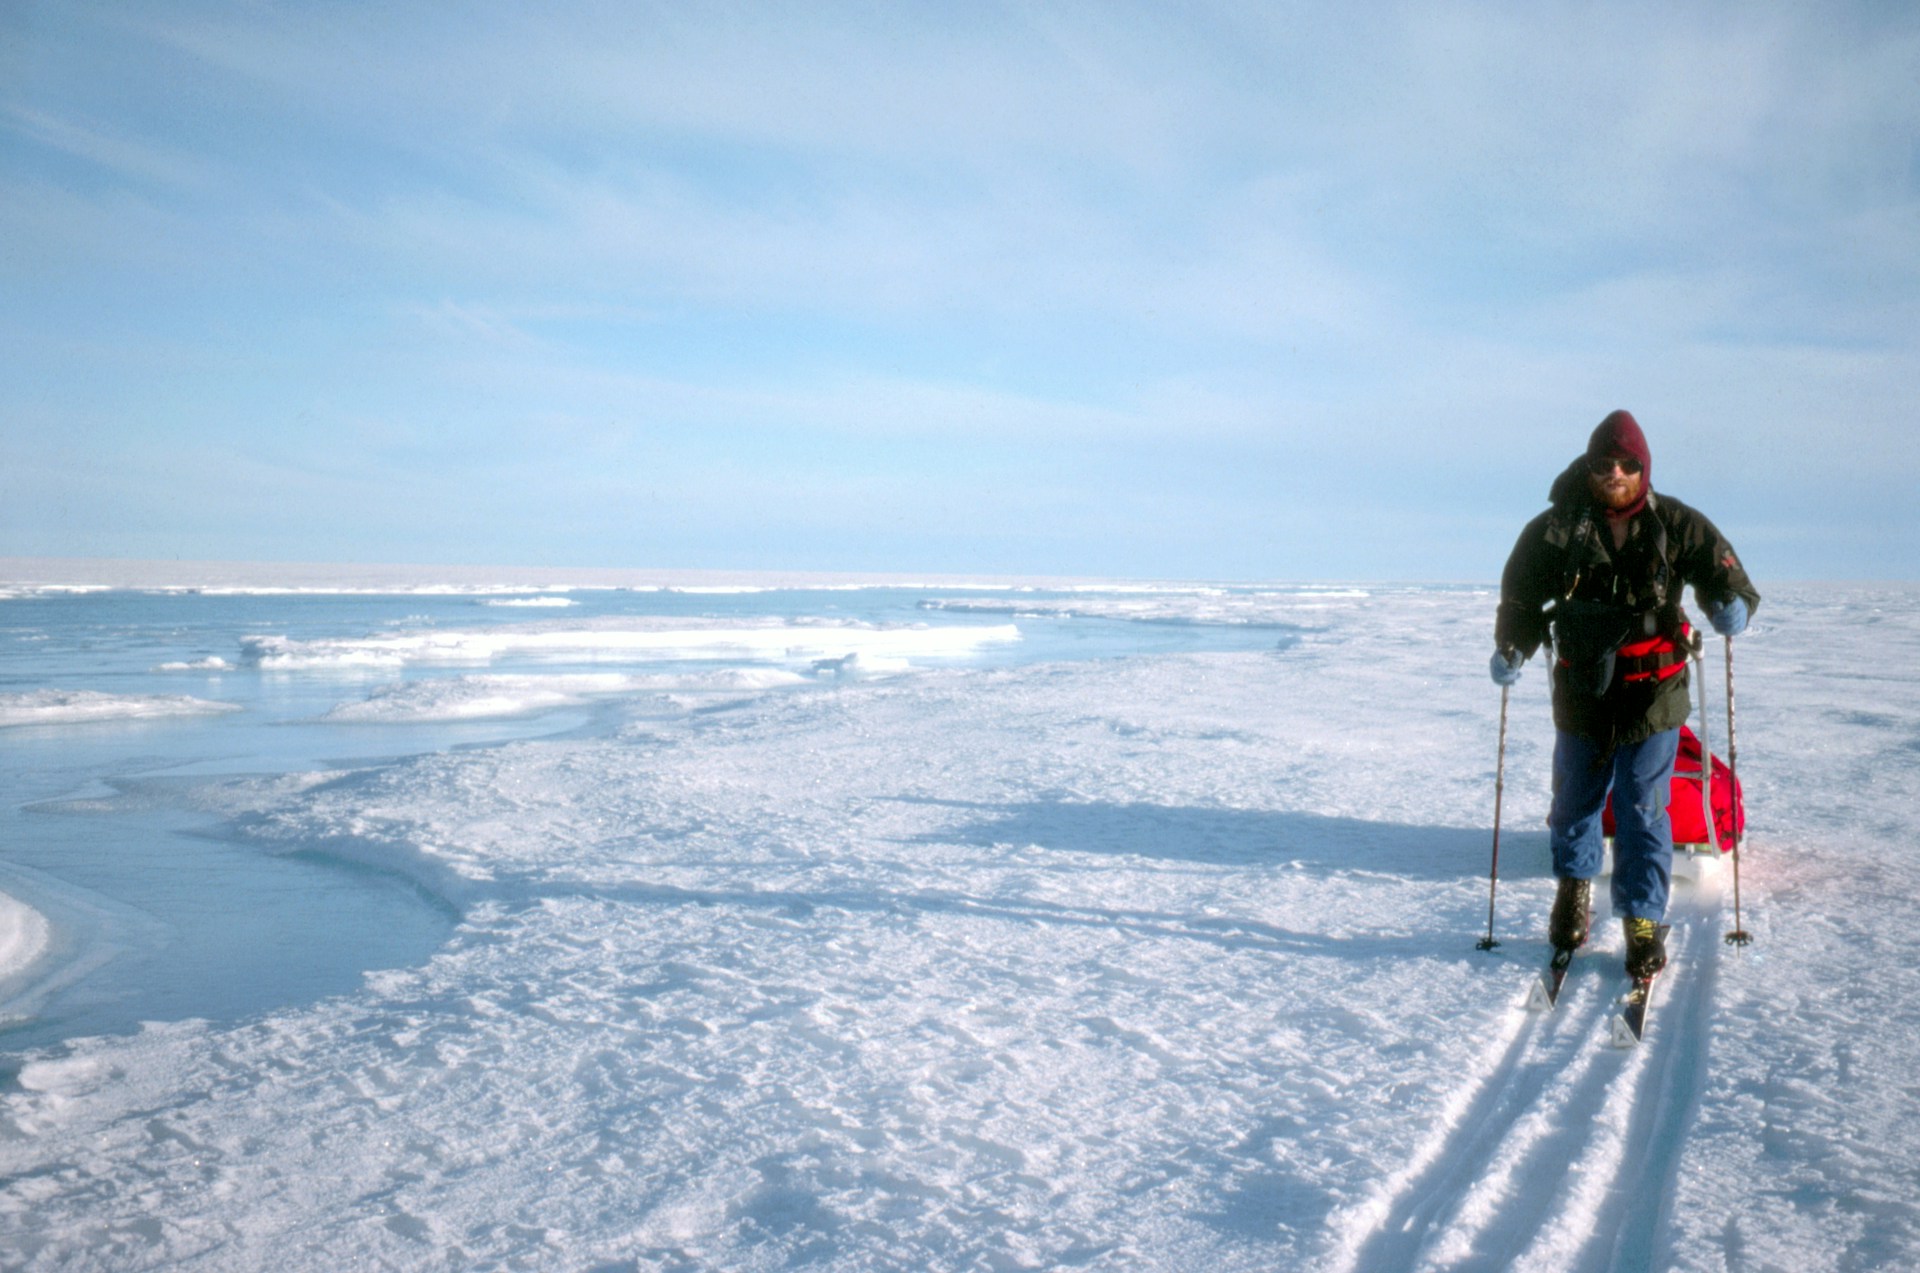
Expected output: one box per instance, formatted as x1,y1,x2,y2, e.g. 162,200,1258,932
1554,623,1695,684
1615,624,1694,683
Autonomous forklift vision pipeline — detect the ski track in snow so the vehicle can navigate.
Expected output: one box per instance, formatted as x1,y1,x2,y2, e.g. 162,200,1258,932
1340,888,1722,1273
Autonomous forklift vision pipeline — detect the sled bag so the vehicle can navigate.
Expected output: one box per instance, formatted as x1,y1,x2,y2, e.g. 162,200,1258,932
1602,724,1744,852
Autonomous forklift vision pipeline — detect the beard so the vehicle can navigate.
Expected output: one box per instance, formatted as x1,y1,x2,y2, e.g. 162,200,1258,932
1589,471,1643,512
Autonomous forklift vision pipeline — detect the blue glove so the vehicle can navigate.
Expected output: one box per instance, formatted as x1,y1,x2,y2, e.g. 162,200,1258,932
1707,597,1749,638
1489,648,1525,687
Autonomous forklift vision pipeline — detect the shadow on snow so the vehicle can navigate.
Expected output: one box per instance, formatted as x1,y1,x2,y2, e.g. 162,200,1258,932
896,794,1547,885
508,797,1553,965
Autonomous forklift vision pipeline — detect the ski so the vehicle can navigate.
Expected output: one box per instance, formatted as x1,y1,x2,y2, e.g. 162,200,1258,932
1610,925,1671,1047
1610,974,1659,1045
1526,947,1576,1011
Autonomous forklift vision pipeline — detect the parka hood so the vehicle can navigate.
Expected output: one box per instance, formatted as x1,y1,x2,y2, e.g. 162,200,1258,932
1549,409,1654,516
1549,456,1592,507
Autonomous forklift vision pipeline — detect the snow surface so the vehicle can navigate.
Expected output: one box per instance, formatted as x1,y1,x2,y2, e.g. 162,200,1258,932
0,896,50,996
920,590,1352,627
152,657,238,673
320,671,814,723
1,578,1917,1271
0,690,242,728
238,619,1022,672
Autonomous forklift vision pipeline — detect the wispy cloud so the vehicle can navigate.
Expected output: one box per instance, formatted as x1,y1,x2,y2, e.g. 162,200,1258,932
1,104,215,189
3,1,1917,576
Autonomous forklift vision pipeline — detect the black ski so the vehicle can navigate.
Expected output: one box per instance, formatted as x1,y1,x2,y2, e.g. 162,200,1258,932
1527,947,1576,1011
1610,925,1671,1046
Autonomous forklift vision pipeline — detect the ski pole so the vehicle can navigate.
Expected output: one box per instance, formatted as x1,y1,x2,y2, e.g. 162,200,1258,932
1478,682,1510,951
1693,643,1713,861
1724,635,1753,946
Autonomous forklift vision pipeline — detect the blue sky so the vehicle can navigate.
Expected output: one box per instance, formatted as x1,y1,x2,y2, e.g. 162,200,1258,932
3,2,1915,581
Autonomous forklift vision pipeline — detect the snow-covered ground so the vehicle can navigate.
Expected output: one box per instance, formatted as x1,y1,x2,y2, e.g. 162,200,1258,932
0,574,1915,1270
0,689,242,728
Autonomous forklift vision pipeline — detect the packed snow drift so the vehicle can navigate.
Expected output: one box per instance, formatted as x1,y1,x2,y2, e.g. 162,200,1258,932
1,570,1916,1271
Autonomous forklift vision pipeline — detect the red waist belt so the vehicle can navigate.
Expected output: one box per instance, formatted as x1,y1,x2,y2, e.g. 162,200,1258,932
1615,631,1690,683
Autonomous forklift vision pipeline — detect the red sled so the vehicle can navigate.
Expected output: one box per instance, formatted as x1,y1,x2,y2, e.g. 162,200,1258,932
1603,724,1744,852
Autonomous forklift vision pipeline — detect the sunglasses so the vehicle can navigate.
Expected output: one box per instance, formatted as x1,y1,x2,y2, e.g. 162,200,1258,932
1587,454,1644,476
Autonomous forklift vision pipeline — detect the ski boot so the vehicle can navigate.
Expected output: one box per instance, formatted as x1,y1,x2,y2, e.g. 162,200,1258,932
1548,877,1593,952
1623,917,1667,979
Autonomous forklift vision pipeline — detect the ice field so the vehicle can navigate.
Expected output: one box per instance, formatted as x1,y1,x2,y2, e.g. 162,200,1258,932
1,565,1917,1270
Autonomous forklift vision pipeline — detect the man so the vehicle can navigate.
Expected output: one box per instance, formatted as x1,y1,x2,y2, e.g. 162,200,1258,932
1490,410,1759,978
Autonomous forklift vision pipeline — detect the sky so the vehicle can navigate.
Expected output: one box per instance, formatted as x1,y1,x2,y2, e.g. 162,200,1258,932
2,1,1916,582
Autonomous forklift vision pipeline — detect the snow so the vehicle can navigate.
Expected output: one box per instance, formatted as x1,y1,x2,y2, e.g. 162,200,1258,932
239,618,1022,671
921,592,1325,627
152,657,238,673
0,690,242,728
1,576,1918,1270
0,894,50,994
320,670,813,722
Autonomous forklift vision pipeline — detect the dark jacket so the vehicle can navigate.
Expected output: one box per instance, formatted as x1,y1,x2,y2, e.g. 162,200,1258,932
1497,458,1761,748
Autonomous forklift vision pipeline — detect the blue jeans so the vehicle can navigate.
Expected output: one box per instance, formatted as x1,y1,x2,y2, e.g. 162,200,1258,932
1550,728,1679,922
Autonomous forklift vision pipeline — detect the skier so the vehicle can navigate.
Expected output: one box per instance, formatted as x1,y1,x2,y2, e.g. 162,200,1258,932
1490,410,1759,979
